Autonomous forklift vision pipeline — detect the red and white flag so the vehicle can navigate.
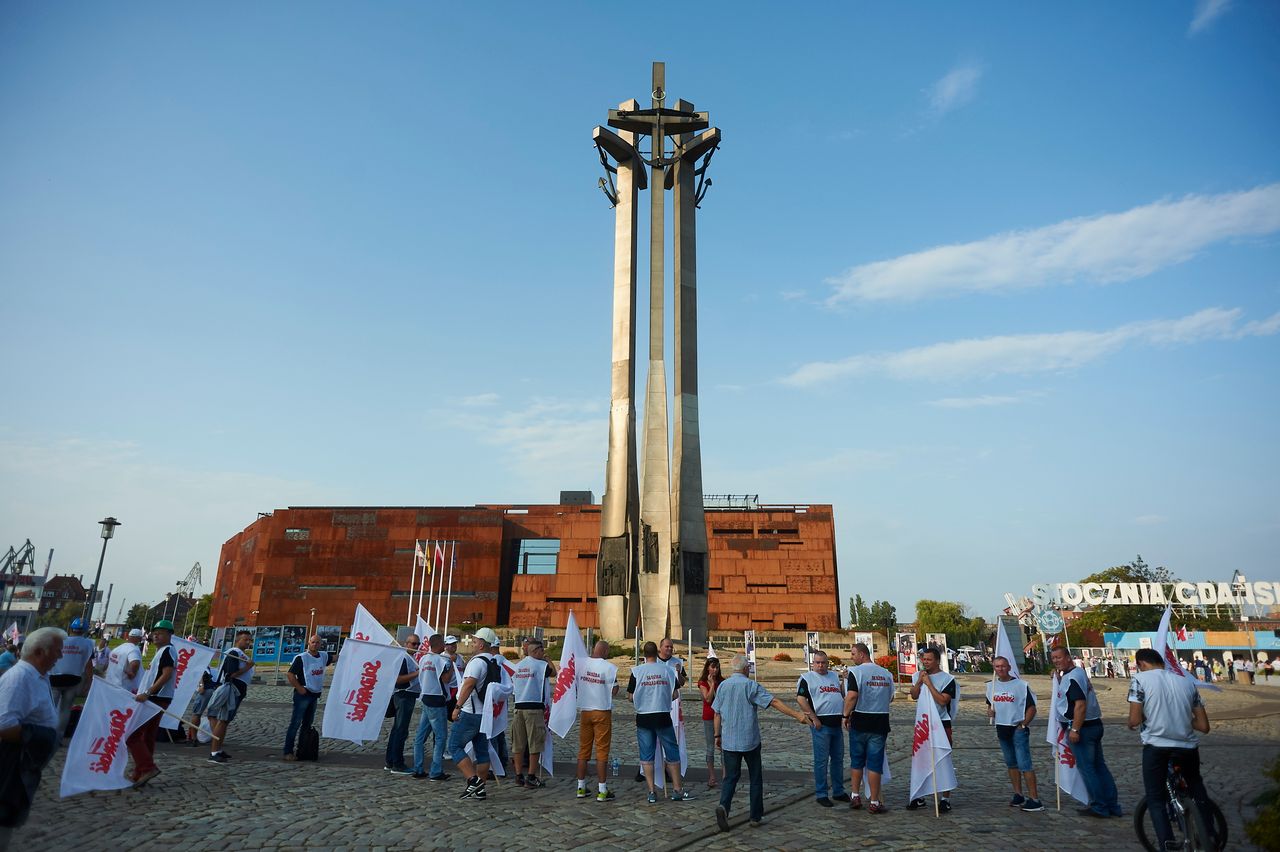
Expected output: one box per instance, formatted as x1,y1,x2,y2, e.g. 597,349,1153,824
4,622,18,644
1153,605,1220,692
1045,676,1090,805
60,678,161,797
548,611,588,738
908,688,957,803
350,603,394,645
414,540,427,569
160,636,217,730
321,637,411,745
475,656,515,775
433,542,446,574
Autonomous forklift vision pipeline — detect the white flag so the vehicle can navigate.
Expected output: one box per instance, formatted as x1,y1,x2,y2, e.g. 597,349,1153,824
4,622,18,644
1045,672,1091,805
61,678,161,797
414,540,426,568
539,671,555,776
477,656,515,775
160,636,217,729
860,755,891,798
1152,605,1221,692
652,695,690,790
908,688,957,802
548,611,589,739
706,637,717,659
321,637,410,745
350,603,395,645
994,623,1021,679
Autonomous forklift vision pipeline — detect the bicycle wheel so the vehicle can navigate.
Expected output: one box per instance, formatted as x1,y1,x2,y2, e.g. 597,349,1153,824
1134,797,1192,851
1182,795,1211,851
1207,800,1228,851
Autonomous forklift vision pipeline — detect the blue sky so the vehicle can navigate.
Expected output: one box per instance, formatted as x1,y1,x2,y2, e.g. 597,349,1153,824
2,1,1277,627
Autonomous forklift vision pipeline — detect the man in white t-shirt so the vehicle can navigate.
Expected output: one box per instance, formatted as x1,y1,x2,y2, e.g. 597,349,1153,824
576,640,619,802
797,650,848,807
449,627,502,800
48,617,96,738
1128,647,1214,849
105,628,144,693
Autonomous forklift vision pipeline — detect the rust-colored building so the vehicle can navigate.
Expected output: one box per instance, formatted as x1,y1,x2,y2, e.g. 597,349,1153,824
211,500,840,636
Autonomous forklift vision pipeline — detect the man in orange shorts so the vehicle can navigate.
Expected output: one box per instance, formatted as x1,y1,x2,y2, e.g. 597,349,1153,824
576,640,619,802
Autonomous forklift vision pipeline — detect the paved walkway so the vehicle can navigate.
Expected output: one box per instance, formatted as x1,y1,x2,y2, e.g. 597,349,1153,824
13,671,1279,850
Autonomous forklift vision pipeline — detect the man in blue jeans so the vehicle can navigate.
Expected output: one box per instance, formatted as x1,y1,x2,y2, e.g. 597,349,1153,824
282,634,333,760
842,642,894,813
628,640,693,803
412,632,454,780
384,634,420,774
1051,645,1120,818
712,654,808,831
797,650,849,807
984,655,1042,811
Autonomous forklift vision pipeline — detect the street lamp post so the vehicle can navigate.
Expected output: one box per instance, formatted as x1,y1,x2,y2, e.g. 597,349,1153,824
83,517,121,625
308,608,316,636
251,610,260,625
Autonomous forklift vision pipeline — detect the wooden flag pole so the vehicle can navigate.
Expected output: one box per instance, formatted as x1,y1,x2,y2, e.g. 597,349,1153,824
929,718,940,817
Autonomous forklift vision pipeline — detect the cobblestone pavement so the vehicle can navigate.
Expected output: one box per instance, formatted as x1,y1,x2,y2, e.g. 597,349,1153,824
14,671,1279,850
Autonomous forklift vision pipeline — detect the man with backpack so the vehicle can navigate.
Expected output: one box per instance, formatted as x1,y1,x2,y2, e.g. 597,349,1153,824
448,627,504,800
283,634,333,761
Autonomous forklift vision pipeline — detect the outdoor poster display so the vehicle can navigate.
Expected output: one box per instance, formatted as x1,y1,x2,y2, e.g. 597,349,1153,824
744,630,757,679
926,631,950,673
207,627,226,653
254,625,282,663
225,626,255,653
804,631,820,668
318,625,342,656
281,625,306,659
896,631,918,682
854,631,874,655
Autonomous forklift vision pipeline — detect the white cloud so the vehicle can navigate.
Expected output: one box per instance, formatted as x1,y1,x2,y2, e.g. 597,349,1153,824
459,392,500,407
442,397,604,490
928,64,983,115
827,184,1280,304
783,307,1280,387
1189,0,1232,35
927,394,1022,409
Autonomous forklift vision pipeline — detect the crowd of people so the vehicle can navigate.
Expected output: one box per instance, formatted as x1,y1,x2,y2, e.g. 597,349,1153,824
0,620,1226,846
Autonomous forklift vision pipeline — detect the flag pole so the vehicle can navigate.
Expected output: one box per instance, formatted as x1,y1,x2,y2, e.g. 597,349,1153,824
1055,738,1062,811
442,540,455,633
424,540,435,620
435,540,450,628
930,724,940,817
407,540,418,625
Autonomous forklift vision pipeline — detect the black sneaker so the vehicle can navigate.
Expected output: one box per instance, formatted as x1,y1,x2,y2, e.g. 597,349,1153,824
390,766,413,775
816,797,833,808
832,793,851,803
207,753,229,765
1021,798,1044,812
460,778,486,800
473,786,487,800
515,773,526,787
526,776,545,789
411,772,429,780
428,773,451,781
716,804,730,832
906,797,927,810
939,799,952,813
1009,793,1026,807
220,752,232,760
634,770,645,783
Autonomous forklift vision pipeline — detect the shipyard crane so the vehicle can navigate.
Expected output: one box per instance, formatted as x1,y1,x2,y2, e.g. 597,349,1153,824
178,562,202,635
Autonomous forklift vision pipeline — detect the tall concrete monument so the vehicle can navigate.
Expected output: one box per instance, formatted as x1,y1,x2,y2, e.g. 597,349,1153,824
593,62,720,642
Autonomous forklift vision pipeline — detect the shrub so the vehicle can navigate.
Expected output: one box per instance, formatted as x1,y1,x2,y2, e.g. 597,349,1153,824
503,650,520,661
875,654,899,675
827,655,843,666
773,652,792,662
1248,755,1280,850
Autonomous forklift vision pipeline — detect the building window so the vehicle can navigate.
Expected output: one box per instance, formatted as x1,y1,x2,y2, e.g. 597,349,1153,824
515,539,560,575
297,584,356,590
285,528,310,540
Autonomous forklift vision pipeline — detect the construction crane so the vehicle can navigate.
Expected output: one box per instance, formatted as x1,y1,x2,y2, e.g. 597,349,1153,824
178,562,202,635
1,540,37,631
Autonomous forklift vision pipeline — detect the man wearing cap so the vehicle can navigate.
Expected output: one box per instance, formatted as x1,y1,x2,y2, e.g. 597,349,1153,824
48,618,95,739
282,634,333,761
443,635,461,720
511,637,555,788
385,634,421,774
449,627,502,800
104,628,144,694
127,620,177,786
411,632,454,781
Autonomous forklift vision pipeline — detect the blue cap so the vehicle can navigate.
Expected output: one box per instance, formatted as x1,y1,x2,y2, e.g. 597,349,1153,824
70,618,86,631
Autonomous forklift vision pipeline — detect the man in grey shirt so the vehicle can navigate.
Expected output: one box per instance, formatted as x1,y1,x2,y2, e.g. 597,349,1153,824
711,654,808,832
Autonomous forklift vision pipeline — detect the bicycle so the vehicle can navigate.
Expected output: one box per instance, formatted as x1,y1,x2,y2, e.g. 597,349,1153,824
1133,753,1228,851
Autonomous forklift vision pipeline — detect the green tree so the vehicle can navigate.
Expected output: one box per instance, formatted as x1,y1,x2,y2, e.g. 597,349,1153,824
126,603,151,630
849,594,872,627
181,594,213,636
868,600,898,634
34,600,80,630
1069,556,1236,637
915,599,987,647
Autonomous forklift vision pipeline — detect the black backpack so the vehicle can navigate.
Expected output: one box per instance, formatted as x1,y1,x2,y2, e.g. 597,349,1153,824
296,726,320,761
474,655,504,704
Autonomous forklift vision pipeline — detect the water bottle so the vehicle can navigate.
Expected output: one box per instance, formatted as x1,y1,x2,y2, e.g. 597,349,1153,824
610,757,620,777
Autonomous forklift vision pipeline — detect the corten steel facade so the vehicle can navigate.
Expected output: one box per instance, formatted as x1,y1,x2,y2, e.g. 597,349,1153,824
211,503,840,635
